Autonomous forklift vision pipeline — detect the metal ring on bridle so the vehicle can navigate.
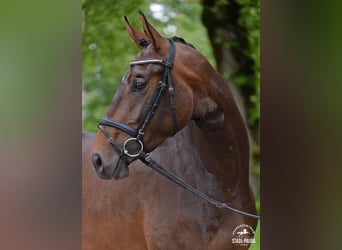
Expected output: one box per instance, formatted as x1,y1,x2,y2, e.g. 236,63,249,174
123,138,144,157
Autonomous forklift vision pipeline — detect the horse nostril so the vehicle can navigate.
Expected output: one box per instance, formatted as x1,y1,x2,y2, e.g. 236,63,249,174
92,153,103,170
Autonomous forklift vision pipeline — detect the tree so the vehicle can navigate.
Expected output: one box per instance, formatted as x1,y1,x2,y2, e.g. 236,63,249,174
202,0,260,133
202,0,260,193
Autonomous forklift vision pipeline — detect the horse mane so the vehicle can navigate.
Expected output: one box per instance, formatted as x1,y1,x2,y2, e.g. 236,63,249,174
138,36,196,50
169,36,196,49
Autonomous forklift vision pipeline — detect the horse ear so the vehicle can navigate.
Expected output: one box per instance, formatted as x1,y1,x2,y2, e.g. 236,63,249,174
124,16,148,49
139,11,166,51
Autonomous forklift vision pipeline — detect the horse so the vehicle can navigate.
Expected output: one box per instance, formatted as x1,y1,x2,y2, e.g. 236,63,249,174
83,12,258,250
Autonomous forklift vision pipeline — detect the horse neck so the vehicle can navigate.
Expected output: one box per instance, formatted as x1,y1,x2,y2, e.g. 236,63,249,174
192,66,250,190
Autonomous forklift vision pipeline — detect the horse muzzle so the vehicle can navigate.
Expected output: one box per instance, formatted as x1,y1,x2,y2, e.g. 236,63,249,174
92,152,129,180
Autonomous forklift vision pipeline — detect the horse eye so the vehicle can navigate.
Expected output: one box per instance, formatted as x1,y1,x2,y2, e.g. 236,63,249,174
131,80,146,91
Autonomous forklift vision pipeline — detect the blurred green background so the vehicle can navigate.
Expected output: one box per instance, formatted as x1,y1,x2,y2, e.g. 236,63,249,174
82,0,259,248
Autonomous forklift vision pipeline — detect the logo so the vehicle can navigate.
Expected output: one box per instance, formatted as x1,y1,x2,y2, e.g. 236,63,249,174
232,224,256,247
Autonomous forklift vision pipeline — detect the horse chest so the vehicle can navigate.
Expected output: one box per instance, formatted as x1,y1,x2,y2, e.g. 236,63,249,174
124,168,238,249
141,206,244,250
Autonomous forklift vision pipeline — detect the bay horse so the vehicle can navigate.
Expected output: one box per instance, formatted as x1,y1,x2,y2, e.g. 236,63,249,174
83,12,258,250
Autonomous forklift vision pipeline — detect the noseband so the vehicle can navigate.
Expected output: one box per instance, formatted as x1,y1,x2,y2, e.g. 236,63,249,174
97,39,260,219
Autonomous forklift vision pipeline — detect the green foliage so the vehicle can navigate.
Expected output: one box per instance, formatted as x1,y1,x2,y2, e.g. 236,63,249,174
82,0,144,131
235,0,260,126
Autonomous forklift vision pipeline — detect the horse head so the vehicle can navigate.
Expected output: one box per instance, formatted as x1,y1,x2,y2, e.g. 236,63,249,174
91,12,215,180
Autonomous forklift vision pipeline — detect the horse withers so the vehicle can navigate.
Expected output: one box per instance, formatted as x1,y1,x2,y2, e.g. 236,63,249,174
83,12,258,250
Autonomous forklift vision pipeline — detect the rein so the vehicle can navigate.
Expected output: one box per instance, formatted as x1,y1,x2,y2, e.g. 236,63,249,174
138,152,260,219
98,39,260,220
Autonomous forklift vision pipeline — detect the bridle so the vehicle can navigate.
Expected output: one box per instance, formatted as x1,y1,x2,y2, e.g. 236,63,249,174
98,38,177,175
97,39,260,219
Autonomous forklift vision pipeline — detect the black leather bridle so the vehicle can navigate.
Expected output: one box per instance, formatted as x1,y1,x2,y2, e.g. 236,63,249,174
97,39,260,219
98,39,177,176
